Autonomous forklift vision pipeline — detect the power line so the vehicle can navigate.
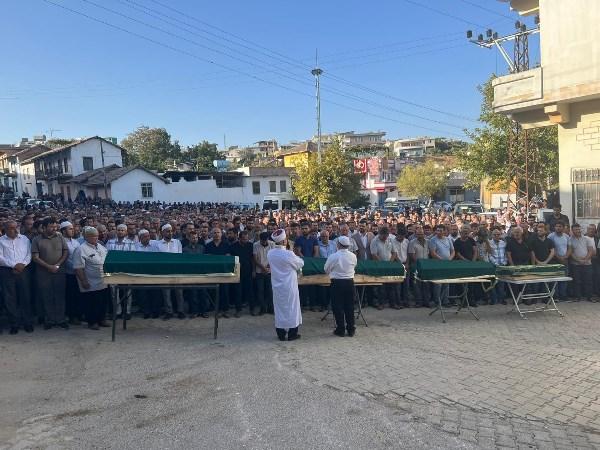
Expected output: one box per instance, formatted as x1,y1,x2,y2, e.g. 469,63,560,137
139,0,476,123
75,0,469,130
41,0,466,138
457,0,515,21
398,0,487,28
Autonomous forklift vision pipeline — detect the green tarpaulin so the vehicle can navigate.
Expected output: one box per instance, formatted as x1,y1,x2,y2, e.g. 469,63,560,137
104,251,236,276
415,259,496,281
301,257,405,277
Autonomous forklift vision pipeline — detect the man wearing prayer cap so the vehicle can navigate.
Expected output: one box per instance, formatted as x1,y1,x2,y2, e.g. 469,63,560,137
267,228,304,341
324,234,358,337
61,220,82,325
105,223,136,319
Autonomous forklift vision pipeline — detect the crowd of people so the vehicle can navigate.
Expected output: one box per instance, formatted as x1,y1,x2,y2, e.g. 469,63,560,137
0,199,598,335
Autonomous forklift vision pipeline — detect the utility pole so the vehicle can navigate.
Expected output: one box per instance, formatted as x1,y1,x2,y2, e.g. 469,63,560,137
99,139,109,201
311,50,323,163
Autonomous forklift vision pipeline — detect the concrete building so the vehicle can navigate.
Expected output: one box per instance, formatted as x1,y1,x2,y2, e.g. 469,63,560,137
318,131,387,149
391,137,436,158
0,145,50,195
493,0,600,225
18,137,124,199
67,165,293,205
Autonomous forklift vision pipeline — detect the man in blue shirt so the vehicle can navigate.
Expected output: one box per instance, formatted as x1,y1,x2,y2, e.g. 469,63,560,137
316,230,337,311
293,221,319,310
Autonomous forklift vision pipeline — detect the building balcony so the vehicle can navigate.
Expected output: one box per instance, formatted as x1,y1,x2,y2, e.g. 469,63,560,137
492,67,543,114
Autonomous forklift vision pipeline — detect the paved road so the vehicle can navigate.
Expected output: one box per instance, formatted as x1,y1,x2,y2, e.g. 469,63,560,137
1,301,600,449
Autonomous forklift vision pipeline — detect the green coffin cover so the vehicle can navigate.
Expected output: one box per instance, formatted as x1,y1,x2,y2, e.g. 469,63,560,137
415,259,496,281
104,251,236,276
301,257,405,277
495,264,566,277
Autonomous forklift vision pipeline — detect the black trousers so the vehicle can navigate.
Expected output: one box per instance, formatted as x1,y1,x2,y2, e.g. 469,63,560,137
37,270,66,325
254,273,272,312
82,288,108,326
234,268,253,312
138,289,162,315
0,267,33,328
571,264,593,299
65,273,82,320
331,279,355,332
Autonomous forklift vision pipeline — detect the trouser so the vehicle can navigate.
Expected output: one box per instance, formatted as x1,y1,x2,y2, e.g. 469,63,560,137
233,269,253,312
65,273,82,320
254,273,272,312
489,281,506,304
116,288,132,315
331,279,355,332
217,285,230,312
138,289,161,315
413,275,431,307
82,288,108,326
185,289,209,314
376,284,394,306
316,285,331,309
299,285,317,308
162,288,184,314
592,260,600,295
571,264,593,300
37,270,66,325
433,283,449,306
391,280,408,307
0,267,33,328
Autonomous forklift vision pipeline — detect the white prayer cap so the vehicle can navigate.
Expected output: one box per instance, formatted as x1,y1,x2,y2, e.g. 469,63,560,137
271,229,286,243
161,223,172,231
59,221,73,230
337,236,351,247
138,229,150,236
83,226,98,236
116,223,127,231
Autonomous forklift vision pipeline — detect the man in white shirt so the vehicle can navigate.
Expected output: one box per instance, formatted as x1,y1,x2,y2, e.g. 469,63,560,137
324,235,358,337
155,223,185,319
568,223,596,301
135,229,162,319
0,221,34,334
61,221,82,325
253,231,275,315
391,226,409,309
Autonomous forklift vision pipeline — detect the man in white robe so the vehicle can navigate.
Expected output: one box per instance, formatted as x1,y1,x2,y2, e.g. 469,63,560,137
267,229,304,341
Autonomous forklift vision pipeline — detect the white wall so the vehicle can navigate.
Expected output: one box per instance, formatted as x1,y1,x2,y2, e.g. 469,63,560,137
70,139,123,176
109,169,291,204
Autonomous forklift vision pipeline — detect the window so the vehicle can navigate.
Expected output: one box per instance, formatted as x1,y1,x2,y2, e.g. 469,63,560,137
575,183,600,218
279,180,287,192
82,157,94,171
141,182,153,198
448,188,465,203
269,180,277,193
252,181,260,194
63,158,69,173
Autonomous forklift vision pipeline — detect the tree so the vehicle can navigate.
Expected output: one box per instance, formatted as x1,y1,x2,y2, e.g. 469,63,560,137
183,140,223,172
292,139,363,210
121,126,182,171
397,160,447,199
458,76,559,193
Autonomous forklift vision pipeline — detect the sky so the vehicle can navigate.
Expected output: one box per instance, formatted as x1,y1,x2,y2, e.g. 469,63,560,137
0,0,540,149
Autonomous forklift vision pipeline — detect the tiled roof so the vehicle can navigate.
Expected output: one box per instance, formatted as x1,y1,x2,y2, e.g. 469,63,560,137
20,136,125,164
69,165,168,186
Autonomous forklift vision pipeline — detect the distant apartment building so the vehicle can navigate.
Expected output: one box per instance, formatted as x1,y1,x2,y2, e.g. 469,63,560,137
316,131,387,149
391,137,436,158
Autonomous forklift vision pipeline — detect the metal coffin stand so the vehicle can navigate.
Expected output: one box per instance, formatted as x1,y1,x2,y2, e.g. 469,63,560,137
498,275,571,319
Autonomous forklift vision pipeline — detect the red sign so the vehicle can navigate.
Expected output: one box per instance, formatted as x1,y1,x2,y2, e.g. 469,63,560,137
353,159,367,174
368,158,380,176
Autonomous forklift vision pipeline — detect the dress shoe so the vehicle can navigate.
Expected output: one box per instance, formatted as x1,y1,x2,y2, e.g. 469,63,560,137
143,313,151,319
88,324,99,330
177,312,186,320
24,325,34,333
58,322,69,329
233,311,241,318
199,313,209,318
44,323,53,330
333,329,345,337
152,313,160,319
347,328,356,337
287,334,301,341
221,312,230,319
125,313,132,321
99,321,110,327
70,318,81,325
162,313,173,321
9,327,18,335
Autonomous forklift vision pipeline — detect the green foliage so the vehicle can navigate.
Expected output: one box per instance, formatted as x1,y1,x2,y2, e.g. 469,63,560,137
121,126,182,171
183,140,222,171
458,77,559,191
397,160,447,199
45,138,78,149
433,138,469,156
292,140,363,210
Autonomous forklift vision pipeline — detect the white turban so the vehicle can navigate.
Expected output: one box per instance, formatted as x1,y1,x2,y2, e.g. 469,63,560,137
59,221,73,230
337,236,351,247
271,229,286,243
161,223,172,231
